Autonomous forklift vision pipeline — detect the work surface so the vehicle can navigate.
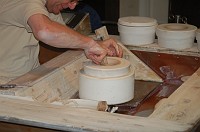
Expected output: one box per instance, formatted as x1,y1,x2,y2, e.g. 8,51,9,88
0,39,200,131
115,51,200,116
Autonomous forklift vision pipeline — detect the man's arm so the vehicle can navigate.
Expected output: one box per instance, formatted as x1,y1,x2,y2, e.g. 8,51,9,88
28,14,96,49
28,13,122,64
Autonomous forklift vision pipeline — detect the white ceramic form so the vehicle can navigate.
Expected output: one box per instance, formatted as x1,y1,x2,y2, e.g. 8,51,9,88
196,29,200,50
118,16,157,46
83,57,131,78
156,23,197,50
79,57,134,105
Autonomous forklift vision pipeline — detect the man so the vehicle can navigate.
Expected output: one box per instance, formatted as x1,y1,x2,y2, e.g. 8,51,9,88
0,0,122,83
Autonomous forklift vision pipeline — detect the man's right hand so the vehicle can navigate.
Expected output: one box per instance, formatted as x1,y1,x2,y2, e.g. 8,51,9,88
84,40,107,64
84,38,123,64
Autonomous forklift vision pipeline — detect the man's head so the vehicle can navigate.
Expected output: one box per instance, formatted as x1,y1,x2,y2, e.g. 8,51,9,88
45,0,79,14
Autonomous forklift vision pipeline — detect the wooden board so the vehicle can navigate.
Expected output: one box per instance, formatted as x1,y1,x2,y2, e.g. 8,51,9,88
125,40,200,57
119,42,162,82
1,50,86,103
0,95,191,132
149,67,200,125
73,13,92,36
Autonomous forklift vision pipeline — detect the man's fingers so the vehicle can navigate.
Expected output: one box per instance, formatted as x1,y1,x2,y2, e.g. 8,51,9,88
87,53,107,65
103,39,123,58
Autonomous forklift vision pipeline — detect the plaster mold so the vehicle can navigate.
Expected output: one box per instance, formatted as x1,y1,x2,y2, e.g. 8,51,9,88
118,16,157,46
196,29,200,50
156,23,197,50
79,57,134,105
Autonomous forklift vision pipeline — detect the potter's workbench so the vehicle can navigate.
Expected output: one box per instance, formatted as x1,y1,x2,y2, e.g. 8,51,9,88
0,37,200,131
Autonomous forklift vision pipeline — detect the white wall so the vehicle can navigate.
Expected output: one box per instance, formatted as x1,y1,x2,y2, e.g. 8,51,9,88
120,0,139,17
120,0,169,24
149,0,169,24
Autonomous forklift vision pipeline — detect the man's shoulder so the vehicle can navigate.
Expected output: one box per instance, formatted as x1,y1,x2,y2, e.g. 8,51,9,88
0,0,44,5
0,0,46,10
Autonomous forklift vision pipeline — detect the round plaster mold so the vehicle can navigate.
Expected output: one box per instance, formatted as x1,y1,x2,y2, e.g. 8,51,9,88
156,23,197,50
196,29,200,50
118,16,157,46
79,57,134,105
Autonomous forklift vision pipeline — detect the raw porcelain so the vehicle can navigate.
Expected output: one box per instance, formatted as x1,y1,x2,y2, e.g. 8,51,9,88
156,23,197,50
118,16,157,46
83,57,131,78
79,57,134,105
196,29,200,50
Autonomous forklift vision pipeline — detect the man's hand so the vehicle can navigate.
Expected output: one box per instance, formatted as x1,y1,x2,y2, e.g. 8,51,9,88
84,38,123,64
98,38,123,58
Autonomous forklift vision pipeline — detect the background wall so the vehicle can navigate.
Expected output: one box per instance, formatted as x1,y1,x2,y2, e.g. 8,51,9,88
82,0,169,34
120,0,139,17
120,0,169,24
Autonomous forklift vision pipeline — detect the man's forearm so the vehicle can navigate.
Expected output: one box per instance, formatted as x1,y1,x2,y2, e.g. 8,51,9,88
28,14,95,49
